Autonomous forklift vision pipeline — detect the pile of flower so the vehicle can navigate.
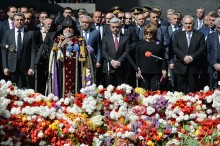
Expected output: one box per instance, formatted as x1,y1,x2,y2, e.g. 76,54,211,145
1,80,220,145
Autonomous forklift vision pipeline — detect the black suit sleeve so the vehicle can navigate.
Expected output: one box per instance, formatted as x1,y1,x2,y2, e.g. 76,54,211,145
172,32,185,61
102,36,113,62
190,33,205,60
1,31,8,69
30,31,37,70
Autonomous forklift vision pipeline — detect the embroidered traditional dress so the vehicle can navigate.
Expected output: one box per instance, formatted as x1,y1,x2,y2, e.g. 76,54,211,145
48,34,94,98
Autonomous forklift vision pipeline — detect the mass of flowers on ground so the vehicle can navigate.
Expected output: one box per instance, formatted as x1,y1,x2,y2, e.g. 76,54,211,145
1,79,220,146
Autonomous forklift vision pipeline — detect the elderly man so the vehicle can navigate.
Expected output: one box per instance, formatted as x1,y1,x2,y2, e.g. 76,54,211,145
81,15,103,85
48,16,93,98
173,15,205,93
102,17,130,86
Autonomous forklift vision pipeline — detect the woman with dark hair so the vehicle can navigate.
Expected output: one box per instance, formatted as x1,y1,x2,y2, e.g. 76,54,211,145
136,24,167,90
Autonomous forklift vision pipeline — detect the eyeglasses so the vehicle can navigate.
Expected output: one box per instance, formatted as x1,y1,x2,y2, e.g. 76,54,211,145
118,17,125,19
125,18,132,20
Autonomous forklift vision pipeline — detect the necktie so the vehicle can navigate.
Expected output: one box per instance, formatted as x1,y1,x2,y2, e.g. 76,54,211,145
17,29,22,58
139,27,143,40
174,26,177,31
198,20,202,29
11,22,14,29
84,31,88,44
114,35,119,51
187,32,191,47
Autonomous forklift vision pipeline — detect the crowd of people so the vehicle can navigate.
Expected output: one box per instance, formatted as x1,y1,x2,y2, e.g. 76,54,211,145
0,5,220,98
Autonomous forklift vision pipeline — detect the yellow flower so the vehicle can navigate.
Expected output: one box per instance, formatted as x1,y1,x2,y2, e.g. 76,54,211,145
135,87,146,95
147,140,155,146
54,120,60,125
42,122,46,127
46,101,51,106
22,117,27,122
81,113,88,118
157,132,163,138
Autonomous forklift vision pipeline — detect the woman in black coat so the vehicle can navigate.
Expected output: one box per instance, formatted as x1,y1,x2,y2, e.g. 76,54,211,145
136,24,167,90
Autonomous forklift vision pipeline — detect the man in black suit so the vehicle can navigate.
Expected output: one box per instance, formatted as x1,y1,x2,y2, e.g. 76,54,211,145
167,13,182,90
194,7,205,30
1,6,17,36
91,11,105,40
206,17,220,89
153,6,170,26
0,6,17,80
2,12,36,88
118,11,138,87
102,17,130,86
173,15,205,93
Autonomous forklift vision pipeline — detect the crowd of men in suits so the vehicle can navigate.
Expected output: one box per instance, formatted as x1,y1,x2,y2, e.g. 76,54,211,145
0,5,220,94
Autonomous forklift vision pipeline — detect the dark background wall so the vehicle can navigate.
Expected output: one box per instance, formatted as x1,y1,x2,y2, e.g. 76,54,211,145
1,0,220,18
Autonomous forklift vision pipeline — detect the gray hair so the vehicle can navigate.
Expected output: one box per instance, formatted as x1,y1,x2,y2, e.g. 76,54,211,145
81,15,92,22
110,17,121,24
215,17,220,26
182,15,194,23
13,12,24,20
167,9,175,13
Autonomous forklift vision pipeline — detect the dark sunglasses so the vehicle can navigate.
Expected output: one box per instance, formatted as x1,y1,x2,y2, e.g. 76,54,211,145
145,31,153,35
118,17,125,19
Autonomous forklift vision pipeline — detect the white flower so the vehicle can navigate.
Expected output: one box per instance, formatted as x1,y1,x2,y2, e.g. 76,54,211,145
93,137,103,146
98,85,104,90
147,106,155,115
38,131,44,138
90,115,104,127
206,109,212,114
204,86,210,92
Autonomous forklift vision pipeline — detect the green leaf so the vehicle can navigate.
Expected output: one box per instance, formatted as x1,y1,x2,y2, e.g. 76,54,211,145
187,138,201,146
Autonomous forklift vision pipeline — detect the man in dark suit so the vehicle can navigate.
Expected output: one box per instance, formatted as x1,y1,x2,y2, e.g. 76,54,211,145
153,6,170,26
173,15,205,93
118,11,138,87
1,6,17,36
199,12,218,39
1,12,36,88
206,17,220,89
81,15,103,85
91,11,105,40
194,7,205,30
198,12,218,89
135,13,145,41
167,13,182,89
102,17,130,86
0,6,17,81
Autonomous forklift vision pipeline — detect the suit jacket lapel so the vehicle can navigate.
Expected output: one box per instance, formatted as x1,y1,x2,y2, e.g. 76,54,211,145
109,34,116,53
118,33,124,51
21,29,27,49
188,31,196,49
11,29,16,48
87,29,93,45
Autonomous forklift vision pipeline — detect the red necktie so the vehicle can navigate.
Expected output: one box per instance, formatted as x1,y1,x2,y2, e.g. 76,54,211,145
114,35,118,51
